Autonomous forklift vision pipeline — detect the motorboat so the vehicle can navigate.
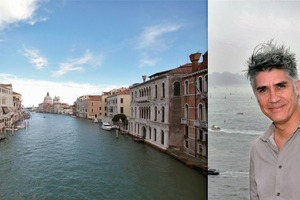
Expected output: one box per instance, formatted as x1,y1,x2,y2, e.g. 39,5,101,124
101,122,113,131
208,168,220,175
211,125,221,131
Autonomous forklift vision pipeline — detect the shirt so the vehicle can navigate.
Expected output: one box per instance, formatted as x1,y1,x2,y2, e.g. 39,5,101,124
249,123,300,200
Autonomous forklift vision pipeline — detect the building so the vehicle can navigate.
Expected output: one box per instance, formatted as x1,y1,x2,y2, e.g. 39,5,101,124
181,52,208,159
0,84,23,135
129,61,195,151
106,88,131,123
37,92,72,114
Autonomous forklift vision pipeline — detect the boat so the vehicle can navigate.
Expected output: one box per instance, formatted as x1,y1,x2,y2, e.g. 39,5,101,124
211,125,221,131
93,118,99,123
101,122,113,131
208,168,219,175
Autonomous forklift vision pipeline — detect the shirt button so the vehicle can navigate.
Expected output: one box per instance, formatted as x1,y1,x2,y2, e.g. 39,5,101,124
277,192,280,196
278,165,282,169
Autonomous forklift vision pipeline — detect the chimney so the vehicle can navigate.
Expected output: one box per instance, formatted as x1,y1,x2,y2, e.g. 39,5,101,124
189,52,201,72
142,75,147,82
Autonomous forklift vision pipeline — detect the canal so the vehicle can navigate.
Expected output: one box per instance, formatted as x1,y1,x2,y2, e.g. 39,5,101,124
0,113,206,200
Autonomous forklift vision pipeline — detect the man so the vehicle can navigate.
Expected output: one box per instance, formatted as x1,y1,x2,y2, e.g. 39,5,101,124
246,40,300,200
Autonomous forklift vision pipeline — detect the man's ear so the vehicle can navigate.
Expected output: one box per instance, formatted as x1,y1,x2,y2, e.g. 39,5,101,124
296,80,300,97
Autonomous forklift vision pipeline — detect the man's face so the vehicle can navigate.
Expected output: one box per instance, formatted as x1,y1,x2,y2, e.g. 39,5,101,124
255,69,300,125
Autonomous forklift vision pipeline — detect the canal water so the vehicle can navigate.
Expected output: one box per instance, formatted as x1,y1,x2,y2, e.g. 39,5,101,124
0,112,206,200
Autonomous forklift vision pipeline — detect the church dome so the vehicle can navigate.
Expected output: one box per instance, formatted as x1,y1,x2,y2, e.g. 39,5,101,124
44,92,53,104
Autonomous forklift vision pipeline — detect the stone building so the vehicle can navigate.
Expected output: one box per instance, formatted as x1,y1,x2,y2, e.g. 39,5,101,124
181,52,208,159
129,61,196,151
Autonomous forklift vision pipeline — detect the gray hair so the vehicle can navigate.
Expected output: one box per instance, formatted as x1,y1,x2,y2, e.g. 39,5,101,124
246,40,298,90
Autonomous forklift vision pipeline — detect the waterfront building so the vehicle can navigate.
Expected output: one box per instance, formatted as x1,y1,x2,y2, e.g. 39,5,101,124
87,95,101,120
75,95,101,120
105,88,131,123
98,92,109,121
181,52,208,159
0,84,22,133
13,91,22,122
38,92,53,113
129,59,196,151
37,92,72,114
75,95,89,118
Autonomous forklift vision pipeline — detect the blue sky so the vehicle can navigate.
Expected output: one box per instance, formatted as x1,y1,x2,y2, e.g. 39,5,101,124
0,0,207,107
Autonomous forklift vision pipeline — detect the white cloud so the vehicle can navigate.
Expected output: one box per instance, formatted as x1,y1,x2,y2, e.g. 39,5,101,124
52,51,102,77
137,22,182,50
0,73,117,107
138,57,160,68
23,47,48,69
0,0,45,30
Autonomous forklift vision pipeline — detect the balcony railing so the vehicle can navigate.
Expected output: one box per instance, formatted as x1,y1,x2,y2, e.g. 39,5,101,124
181,118,187,124
194,120,208,128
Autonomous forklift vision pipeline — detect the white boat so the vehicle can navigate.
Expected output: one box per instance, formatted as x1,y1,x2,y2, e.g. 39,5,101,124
101,122,113,131
211,125,221,131
93,118,99,123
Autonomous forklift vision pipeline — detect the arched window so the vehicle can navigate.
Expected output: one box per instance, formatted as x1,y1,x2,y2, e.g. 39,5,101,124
154,129,157,141
199,103,203,120
161,131,164,145
204,75,208,92
185,104,189,119
154,106,157,121
184,80,189,95
173,81,180,96
162,82,165,98
198,77,203,93
161,106,165,123
155,85,158,99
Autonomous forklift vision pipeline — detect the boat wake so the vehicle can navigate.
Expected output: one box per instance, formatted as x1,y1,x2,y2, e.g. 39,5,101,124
221,171,249,178
209,128,262,136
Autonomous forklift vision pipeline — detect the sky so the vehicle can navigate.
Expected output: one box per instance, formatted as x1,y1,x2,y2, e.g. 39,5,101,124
209,0,300,75
0,0,207,107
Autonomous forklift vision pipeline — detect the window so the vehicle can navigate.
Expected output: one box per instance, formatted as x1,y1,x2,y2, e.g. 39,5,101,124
198,77,203,92
162,82,165,98
185,104,189,119
161,106,165,122
161,131,164,145
185,140,189,148
199,104,203,120
149,128,152,140
173,81,180,96
155,85,158,99
154,106,157,121
120,107,124,114
185,125,189,137
184,80,189,95
204,75,208,92
154,129,157,141
121,98,123,103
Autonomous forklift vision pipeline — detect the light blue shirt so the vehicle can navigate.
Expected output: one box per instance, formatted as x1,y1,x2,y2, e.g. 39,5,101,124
249,123,300,200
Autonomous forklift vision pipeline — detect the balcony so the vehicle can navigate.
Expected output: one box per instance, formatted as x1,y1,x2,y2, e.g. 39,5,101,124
136,96,151,103
181,118,187,124
194,120,208,129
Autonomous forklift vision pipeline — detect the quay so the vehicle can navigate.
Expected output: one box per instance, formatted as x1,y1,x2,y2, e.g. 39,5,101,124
127,130,207,173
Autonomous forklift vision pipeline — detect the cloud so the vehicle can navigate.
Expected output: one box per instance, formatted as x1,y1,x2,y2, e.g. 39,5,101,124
137,22,182,50
0,73,117,107
0,0,45,30
138,56,160,68
23,47,48,69
52,51,103,77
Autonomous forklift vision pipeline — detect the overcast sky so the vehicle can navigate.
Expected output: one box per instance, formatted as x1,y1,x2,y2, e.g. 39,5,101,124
209,0,300,74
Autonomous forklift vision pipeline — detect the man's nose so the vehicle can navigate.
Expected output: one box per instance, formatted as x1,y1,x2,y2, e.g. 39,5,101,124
269,88,280,103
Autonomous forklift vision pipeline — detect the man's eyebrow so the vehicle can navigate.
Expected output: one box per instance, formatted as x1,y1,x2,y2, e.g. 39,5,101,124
256,85,266,91
275,81,288,87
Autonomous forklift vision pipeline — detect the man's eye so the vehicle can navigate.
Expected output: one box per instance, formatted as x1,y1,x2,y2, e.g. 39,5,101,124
277,84,286,89
257,88,267,93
